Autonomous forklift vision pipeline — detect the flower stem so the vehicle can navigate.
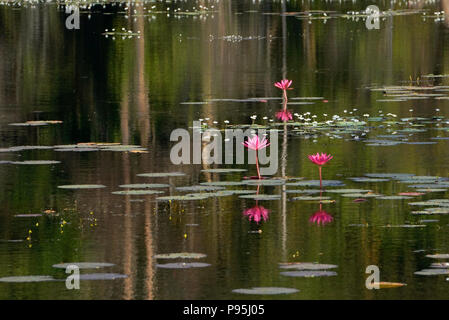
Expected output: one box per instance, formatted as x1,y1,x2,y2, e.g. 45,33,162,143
256,151,261,180
319,166,322,190
283,90,288,104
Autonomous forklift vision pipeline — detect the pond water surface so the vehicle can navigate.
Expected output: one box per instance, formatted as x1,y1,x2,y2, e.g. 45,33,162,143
1,0,449,299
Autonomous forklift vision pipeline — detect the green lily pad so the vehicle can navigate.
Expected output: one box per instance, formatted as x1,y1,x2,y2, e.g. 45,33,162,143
327,189,372,194
200,181,246,186
286,180,344,187
52,262,115,269
239,194,281,200
280,271,337,278
426,254,449,259
79,273,128,280
112,190,164,195
201,169,247,173
291,196,332,201
285,189,322,194
245,179,286,186
376,196,413,200
341,193,383,198
414,269,449,276
153,253,207,259
157,195,210,201
119,183,169,189
156,262,211,269
11,160,60,165
0,275,56,282
349,177,390,183
279,262,337,270
58,184,106,189
137,172,186,178
176,185,225,192
232,287,299,295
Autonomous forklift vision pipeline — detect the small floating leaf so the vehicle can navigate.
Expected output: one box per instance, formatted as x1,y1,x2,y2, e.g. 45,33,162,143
58,184,106,189
426,254,449,259
153,253,207,259
232,287,299,295
201,169,247,173
12,160,60,165
280,271,337,277
156,262,211,269
0,275,55,282
279,262,338,270
52,262,115,269
414,269,449,276
119,183,169,189
112,190,164,195
78,273,128,280
137,172,186,178
239,194,281,200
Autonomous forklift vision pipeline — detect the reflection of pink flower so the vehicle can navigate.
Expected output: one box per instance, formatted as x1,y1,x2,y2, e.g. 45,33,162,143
274,79,293,91
276,110,293,122
244,206,270,223
308,153,333,166
309,210,333,226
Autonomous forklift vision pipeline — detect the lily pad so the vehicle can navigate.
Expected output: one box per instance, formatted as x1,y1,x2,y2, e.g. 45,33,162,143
286,180,344,187
153,253,207,259
376,196,413,200
279,262,337,270
201,169,247,173
119,183,169,189
349,177,390,183
58,184,106,189
14,214,42,218
78,273,128,280
280,271,337,278
137,172,186,178
0,275,56,282
414,269,449,276
244,179,286,186
238,194,281,200
157,195,210,201
426,254,449,259
200,181,246,186
112,190,164,195
232,287,299,295
52,262,115,269
341,193,383,198
327,189,372,194
156,262,211,269
176,185,225,192
11,160,60,165
291,196,332,201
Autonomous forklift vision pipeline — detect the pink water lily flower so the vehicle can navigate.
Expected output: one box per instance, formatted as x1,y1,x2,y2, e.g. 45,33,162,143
309,210,333,226
308,153,333,166
307,153,333,189
242,135,270,180
244,205,270,224
274,79,293,91
276,110,293,122
242,135,270,151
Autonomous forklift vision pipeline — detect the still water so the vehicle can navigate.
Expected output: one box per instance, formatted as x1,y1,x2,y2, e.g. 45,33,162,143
1,0,449,299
